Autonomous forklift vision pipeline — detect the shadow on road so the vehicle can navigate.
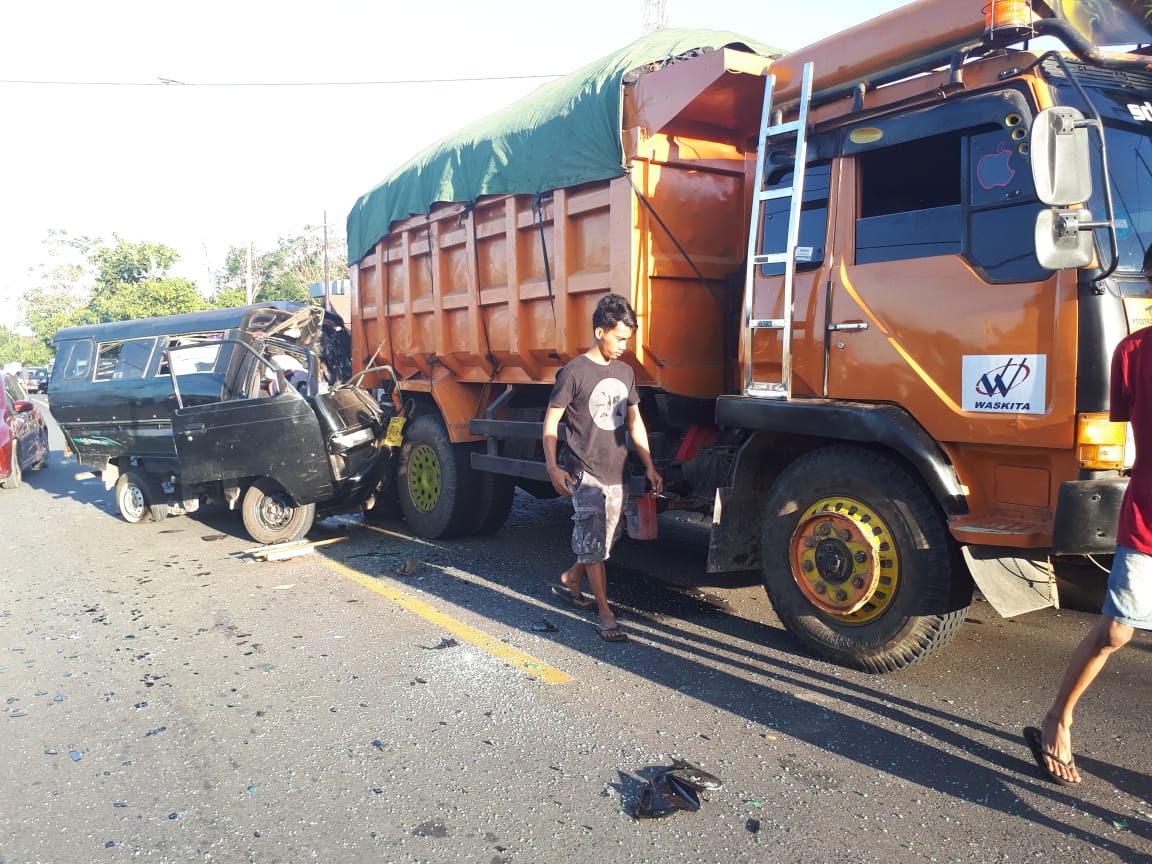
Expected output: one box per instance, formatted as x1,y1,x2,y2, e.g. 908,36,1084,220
311,494,1151,859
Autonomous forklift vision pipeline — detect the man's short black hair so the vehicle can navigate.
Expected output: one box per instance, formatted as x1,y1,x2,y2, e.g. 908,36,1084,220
593,293,637,331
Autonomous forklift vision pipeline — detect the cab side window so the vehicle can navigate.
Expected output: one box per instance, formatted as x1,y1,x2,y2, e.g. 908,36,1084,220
59,341,94,381
95,338,156,381
759,160,832,277
856,131,963,262
849,93,1048,283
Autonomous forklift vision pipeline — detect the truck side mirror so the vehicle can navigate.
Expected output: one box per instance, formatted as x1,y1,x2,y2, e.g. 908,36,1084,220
1031,106,1095,270
1031,107,1092,205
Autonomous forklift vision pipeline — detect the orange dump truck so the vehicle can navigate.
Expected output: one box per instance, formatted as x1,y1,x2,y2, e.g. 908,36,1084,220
346,1,1152,671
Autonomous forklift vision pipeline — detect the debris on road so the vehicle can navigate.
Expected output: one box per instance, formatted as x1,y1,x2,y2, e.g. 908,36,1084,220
528,619,558,633
243,536,348,562
422,637,459,650
631,759,724,820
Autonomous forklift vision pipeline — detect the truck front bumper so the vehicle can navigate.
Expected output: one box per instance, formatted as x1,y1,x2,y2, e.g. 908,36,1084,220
1051,477,1127,556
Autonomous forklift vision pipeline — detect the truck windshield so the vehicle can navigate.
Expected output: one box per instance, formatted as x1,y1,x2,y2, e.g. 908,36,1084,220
1093,122,1152,275
1056,0,1152,48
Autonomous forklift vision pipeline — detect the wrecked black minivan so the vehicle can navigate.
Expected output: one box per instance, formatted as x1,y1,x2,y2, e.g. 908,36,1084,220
49,303,393,544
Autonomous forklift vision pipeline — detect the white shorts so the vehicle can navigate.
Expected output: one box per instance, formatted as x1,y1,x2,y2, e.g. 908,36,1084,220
1101,546,1152,630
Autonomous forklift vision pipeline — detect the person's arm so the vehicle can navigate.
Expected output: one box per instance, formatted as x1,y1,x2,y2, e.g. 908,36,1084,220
626,404,663,494
543,404,574,497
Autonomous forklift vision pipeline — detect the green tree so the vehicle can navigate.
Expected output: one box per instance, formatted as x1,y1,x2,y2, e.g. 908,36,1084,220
0,325,50,367
213,226,348,305
20,229,99,349
80,237,208,324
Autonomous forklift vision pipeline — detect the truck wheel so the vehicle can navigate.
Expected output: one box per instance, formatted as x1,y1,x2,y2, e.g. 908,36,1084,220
397,413,478,539
115,471,153,523
760,446,969,673
469,468,515,536
242,478,316,544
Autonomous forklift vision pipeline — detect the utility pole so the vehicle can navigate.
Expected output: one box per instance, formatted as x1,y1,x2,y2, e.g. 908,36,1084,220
245,241,254,305
322,210,330,309
643,0,667,34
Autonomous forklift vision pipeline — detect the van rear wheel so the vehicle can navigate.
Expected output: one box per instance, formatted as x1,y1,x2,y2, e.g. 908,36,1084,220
115,471,152,523
242,478,315,545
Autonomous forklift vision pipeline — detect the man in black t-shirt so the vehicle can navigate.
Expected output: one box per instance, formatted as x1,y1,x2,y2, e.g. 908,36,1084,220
543,294,662,643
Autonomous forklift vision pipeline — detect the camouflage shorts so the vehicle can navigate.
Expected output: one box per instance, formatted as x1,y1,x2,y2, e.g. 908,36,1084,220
567,471,625,565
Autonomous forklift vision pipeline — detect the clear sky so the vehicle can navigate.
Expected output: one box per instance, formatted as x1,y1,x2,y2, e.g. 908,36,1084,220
0,0,908,327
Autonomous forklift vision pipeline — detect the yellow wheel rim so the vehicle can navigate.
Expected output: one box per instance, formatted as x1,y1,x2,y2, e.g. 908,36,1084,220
408,444,442,513
789,495,899,623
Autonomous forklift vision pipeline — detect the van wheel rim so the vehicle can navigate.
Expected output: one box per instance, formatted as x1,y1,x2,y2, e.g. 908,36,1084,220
408,445,441,513
258,491,295,529
789,496,899,621
120,484,146,521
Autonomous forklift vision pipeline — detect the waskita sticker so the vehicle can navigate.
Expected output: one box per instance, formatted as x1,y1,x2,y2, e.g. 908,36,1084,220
962,355,1046,414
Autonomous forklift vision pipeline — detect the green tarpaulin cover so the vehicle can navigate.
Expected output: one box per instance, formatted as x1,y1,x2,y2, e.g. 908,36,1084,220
346,28,779,264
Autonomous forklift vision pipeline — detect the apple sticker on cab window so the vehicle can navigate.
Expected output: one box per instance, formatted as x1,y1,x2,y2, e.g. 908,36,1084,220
977,141,1016,190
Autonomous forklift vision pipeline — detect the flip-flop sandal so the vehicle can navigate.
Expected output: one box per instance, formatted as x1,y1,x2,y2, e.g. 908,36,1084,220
597,625,628,643
1023,726,1078,786
550,583,593,609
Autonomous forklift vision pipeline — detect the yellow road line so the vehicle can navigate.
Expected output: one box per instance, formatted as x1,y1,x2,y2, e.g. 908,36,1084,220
321,558,574,685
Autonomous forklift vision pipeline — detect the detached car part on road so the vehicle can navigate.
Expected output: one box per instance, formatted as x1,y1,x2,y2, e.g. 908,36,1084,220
1,372,50,489
49,304,395,544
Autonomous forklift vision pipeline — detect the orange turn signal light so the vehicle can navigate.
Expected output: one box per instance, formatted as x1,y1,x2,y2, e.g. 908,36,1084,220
1077,412,1127,470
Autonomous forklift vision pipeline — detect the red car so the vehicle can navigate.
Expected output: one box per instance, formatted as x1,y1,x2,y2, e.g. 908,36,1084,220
1,372,49,488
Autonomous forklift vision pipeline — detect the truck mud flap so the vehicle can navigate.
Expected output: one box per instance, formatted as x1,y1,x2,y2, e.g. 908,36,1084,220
961,545,1056,617
706,485,761,573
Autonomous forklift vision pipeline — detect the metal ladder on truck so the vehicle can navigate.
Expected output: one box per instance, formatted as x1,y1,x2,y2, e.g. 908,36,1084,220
740,62,814,400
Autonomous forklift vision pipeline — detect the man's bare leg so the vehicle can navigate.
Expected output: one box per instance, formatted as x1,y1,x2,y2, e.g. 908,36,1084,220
585,561,622,634
1039,616,1134,784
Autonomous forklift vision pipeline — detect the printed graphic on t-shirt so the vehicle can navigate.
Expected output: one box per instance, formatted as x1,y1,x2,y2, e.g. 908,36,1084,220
588,377,629,431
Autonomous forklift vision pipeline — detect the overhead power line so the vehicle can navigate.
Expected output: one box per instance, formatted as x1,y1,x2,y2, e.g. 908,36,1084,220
0,73,564,87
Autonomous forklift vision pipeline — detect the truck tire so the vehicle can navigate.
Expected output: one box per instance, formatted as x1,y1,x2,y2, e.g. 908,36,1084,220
397,413,479,539
468,468,515,536
760,446,969,673
242,478,316,545
115,471,152,523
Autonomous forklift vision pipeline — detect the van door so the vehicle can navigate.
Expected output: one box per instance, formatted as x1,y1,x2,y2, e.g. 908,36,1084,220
169,342,333,504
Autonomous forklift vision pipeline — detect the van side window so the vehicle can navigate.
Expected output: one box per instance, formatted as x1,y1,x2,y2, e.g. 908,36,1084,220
759,160,832,277
856,132,963,263
95,338,156,381
59,341,94,381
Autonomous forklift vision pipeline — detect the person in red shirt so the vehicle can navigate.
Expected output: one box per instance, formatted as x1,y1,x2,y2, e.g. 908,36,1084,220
1024,249,1152,785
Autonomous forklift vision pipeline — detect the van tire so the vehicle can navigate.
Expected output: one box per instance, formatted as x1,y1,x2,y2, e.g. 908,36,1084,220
115,471,152,523
397,413,478,539
760,446,969,673
242,478,316,544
